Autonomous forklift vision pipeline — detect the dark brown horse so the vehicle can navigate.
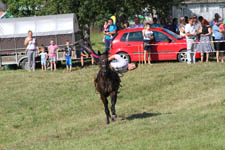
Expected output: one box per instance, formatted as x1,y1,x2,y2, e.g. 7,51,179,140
94,52,121,124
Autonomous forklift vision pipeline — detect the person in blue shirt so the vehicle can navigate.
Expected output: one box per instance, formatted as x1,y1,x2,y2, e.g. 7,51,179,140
151,17,161,28
130,17,144,28
212,19,224,63
104,18,117,52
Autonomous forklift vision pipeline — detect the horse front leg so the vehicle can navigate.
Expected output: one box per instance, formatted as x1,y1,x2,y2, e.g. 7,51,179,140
101,94,111,124
110,92,117,122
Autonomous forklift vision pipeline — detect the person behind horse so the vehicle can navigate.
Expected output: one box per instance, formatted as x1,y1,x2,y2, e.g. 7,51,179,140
108,54,137,73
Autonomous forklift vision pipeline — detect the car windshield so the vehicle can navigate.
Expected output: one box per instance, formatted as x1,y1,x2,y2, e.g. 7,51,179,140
162,28,183,40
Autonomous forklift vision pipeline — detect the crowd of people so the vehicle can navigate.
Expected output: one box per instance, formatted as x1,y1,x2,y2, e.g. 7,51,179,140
24,13,225,72
102,13,225,65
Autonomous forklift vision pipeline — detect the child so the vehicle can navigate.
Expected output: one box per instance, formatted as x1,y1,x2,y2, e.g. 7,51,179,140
102,20,109,43
48,40,59,71
39,46,48,71
64,41,74,71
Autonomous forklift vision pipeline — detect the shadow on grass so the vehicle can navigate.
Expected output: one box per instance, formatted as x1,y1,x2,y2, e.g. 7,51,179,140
125,112,170,121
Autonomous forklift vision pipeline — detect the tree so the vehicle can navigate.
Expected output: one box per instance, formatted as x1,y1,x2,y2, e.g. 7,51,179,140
4,0,182,28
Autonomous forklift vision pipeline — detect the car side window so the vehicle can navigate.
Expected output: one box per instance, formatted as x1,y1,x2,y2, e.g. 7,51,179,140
153,31,170,42
128,31,143,41
120,33,128,41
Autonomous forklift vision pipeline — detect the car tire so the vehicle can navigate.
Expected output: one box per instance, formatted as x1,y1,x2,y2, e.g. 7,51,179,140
177,49,187,63
20,58,29,70
117,52,131,63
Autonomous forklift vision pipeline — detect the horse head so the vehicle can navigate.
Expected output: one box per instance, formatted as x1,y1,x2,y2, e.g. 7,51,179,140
98,51,110,75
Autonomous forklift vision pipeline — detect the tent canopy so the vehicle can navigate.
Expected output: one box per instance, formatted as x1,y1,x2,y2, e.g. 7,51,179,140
0,13,79,38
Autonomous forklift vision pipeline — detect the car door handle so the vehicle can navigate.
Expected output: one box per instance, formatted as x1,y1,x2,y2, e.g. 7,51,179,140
126,44,131,46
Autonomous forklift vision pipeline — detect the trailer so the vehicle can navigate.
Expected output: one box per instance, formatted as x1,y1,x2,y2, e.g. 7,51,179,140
0,13,83,69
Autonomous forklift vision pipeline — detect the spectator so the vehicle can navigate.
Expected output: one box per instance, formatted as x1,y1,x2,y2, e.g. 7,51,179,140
218,19,225,62
179,17,186,38
210,13,222,27
211,13,222,43
185,17,197,64
102,20,109,43
142,23,154,64
212,19,224,63
39,46,48,71
24,30,38,71
151,17,161,28
198,16,204,23
48,40,59,71
64,41,74,71
164,18,177,33
104,18,117,52
123,21,130,29
83,24,90,41
80,39,94,68
193,15,202,34
196,19,214,63
130,17,144,28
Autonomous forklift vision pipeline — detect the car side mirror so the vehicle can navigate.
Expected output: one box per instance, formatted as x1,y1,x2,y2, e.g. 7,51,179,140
167,38,172,43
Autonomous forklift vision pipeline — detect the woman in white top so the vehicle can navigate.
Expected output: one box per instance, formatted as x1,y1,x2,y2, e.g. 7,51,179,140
24,30,38,71
142,23,154,64
179,17,186,38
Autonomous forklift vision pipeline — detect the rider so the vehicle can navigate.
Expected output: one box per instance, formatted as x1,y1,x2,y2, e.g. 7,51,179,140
82,45,137,73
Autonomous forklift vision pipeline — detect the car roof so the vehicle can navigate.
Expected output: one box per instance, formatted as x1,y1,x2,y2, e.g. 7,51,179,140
118,27,163,34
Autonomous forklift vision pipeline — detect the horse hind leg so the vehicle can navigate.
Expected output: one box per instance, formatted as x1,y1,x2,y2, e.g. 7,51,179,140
101,95,111,124
110,92,117,122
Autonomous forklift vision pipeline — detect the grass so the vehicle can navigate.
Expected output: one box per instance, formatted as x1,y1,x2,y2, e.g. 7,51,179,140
0,32,225,150
0,62,225,150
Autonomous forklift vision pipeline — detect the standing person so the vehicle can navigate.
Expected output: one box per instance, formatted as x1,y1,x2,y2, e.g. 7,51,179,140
64,41,74,72
219,19,225,62
102,20,109,43
179,17,186,38
48,40,59,71
39,46,48,71
130,17,144,28
123,21,130,29
104,18,117,52
142,23,154,64
196,19,214,63
212,19,224,63
24,30,38,71
151,17,161,28
193,15,202,39
185,17,197,64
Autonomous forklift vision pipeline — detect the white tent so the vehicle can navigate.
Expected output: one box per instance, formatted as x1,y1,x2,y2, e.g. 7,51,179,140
0,13,79,38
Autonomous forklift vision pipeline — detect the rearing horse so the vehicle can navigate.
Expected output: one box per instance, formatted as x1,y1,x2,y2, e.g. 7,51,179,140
94,52,121,124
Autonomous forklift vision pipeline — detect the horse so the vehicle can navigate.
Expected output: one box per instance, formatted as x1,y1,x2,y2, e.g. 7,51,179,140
94,52,121,124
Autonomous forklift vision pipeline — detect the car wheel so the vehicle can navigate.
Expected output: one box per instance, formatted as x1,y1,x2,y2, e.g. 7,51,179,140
117,52,131,63
177,50,187,62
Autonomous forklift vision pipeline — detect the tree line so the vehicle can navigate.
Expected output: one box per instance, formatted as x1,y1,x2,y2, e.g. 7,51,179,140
2,0,182,28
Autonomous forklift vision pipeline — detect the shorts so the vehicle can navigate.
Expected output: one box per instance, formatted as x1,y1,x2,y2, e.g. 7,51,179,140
65,56,72,66
50,57,56,62
143,40,152,51
214,40,224,51
41,59,46,65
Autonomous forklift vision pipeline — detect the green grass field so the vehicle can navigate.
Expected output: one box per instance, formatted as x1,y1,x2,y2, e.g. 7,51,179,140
0,62,225,150
0,32,225,150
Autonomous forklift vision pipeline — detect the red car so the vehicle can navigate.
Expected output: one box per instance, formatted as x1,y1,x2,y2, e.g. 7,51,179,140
109,28,200,62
